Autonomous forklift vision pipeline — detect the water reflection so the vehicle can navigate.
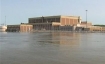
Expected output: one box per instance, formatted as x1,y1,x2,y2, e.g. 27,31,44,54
37,32,81,46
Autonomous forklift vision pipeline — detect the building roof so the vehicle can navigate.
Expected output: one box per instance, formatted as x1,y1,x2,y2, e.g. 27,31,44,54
29,15,81,19
7,24,32,26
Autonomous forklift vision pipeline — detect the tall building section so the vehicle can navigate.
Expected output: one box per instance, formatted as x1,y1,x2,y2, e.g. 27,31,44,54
60,16,81,26
28,15,81,31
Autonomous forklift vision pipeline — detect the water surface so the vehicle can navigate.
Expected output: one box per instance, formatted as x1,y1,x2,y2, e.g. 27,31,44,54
0,32,105,64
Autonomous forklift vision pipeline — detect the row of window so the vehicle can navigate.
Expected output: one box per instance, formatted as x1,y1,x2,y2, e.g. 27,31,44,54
29,18,60,23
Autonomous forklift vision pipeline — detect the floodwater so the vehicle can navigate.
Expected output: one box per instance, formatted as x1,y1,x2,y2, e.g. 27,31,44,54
0,32,105,64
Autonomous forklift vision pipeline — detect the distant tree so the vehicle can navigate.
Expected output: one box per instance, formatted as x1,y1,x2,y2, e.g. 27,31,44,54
94,25,105,27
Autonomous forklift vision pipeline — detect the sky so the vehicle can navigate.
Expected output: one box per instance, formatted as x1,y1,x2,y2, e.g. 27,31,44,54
0,0,105,25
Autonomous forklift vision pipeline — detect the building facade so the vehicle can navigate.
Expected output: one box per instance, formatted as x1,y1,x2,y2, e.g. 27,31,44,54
28,15,81,31
7,24,33,32
6,15,105,32
88,26,105,31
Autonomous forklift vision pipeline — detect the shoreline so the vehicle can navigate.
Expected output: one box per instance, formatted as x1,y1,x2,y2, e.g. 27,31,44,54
32,30,105,33
2,30,105,33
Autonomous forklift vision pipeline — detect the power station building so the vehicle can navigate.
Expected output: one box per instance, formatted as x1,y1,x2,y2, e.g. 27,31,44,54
28,15,82,31
6,15,105,32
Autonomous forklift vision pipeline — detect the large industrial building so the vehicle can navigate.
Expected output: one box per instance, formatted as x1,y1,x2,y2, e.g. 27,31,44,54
6,15,105,32
28,15,82,31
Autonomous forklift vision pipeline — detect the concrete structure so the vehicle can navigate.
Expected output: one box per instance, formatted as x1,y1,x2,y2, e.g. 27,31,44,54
7,24,33,32
28,15,81,31
6,15,105,32
77,21,92,27
77,21,105,31
88,26,105,31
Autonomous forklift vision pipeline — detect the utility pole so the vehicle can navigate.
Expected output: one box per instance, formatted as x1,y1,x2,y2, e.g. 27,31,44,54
86,10,88,28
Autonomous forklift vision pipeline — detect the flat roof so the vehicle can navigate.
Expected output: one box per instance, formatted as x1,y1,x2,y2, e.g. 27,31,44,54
7,24,32,26
29,15,80,19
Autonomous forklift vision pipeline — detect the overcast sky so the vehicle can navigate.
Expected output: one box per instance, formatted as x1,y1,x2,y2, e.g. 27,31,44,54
0,0,105,25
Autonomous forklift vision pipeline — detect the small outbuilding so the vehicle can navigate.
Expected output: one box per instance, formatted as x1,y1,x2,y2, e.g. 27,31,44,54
7,24,33,32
